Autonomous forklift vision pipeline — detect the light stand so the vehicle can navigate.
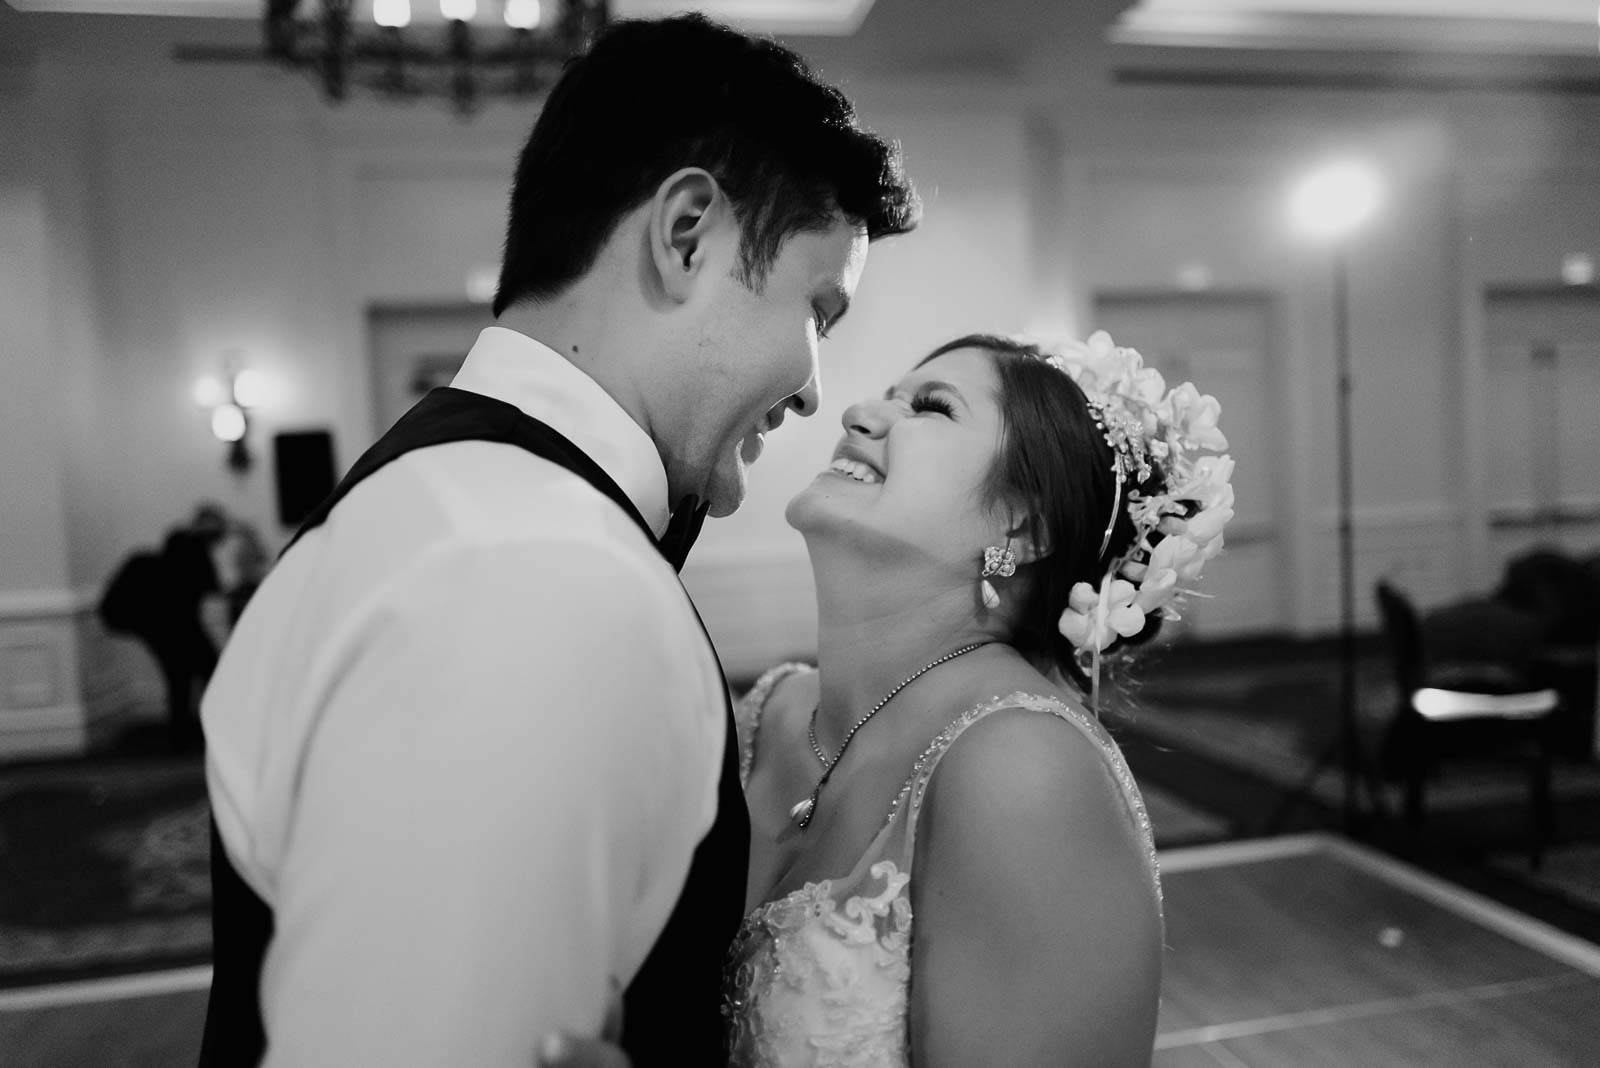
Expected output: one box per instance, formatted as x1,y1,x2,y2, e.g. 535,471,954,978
1333,246,1359,830
1271,159,1386,835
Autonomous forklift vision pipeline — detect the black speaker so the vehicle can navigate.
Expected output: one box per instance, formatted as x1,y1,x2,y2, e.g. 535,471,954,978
273,430,338,528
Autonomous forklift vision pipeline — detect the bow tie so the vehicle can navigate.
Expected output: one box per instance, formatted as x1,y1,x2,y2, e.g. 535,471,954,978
658,497,709,572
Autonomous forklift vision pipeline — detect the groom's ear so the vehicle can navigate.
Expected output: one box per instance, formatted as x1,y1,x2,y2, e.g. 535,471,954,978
649,168,723,304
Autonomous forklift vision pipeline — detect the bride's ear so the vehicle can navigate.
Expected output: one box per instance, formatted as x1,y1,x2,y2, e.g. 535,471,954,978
1004,509,1049,567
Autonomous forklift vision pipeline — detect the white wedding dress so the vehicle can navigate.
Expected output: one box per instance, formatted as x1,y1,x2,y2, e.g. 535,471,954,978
721,664,1161,1068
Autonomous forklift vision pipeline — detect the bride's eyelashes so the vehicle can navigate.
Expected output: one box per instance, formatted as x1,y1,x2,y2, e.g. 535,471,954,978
876,384,957,418
909,391,955,417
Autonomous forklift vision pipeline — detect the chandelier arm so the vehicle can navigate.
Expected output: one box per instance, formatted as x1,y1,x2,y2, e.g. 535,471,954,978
181,0,611,113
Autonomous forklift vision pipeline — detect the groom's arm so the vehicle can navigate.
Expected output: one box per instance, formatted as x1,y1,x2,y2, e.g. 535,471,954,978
258,535,722,1067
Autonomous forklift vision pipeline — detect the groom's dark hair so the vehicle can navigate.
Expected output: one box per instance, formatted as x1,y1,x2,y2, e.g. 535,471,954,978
492,14,919,316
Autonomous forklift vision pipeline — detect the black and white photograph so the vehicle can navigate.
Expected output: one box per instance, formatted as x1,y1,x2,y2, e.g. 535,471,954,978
1,1,1598,1065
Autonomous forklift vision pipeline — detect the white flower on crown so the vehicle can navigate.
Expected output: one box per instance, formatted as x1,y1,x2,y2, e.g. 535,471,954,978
1174,455,1235,510
1163,383,1229,453
1045,330,1235,664
1058,579,1144,653
1056,331,1127,395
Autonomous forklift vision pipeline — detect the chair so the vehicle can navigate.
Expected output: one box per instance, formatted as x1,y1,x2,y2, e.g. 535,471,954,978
1375,581,1558,867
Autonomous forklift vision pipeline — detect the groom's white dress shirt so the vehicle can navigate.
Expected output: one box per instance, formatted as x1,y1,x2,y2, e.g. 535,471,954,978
202,327,726,1066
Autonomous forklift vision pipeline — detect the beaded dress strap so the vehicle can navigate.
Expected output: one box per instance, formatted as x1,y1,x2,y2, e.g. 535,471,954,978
888,692,1161,905
735,662,814,787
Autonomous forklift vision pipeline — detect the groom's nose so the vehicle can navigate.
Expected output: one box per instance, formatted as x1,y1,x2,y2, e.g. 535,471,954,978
789,375,820,419
766,376,819,435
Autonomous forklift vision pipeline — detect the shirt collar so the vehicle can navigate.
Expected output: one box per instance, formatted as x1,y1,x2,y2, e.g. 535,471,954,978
450,326,671,538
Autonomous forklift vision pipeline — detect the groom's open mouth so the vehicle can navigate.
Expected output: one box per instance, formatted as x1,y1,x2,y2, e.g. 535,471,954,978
741,406,788,466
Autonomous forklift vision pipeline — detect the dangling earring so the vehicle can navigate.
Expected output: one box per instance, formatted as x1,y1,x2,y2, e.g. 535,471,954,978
980,544,1016,610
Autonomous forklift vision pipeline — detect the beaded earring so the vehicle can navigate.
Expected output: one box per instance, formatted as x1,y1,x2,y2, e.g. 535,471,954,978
980,544,1017,609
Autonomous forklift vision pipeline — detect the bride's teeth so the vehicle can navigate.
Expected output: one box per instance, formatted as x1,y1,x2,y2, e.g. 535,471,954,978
828,458,881,484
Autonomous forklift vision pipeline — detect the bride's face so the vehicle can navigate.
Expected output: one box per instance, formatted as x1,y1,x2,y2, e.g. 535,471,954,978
786,347,1008,572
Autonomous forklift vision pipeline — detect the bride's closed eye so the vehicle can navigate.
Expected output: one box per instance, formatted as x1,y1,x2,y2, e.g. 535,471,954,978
910,391,955,417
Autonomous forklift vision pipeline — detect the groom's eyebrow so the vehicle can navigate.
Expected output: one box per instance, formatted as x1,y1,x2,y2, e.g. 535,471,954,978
821,283,851,328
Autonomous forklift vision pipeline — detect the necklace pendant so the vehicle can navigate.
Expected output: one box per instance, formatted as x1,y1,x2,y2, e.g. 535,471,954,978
788,796,814,826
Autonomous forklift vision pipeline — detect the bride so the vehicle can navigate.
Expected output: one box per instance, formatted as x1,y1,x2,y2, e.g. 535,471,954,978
723,331,1233,1066
539,330,1232,1067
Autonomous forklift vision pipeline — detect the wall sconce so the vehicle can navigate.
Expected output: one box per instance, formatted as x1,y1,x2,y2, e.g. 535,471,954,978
194,361,266,473
1561,252,1595,287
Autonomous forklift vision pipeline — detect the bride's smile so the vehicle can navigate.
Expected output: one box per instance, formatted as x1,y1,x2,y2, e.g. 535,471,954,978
788,349,1009,579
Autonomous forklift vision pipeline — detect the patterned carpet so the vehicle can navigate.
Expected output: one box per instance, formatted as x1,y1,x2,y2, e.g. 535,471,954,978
1489,842,1600,914
1140,782,1230,846
0,760,210,988
1104,640,1600,943
3,641,1588,987
0,750,1228,987
1111,655,1600,813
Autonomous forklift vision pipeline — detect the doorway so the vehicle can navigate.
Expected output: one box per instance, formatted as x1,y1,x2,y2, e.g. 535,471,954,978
367,304,494,437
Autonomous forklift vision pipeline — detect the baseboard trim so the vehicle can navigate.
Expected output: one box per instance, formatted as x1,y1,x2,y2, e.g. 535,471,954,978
0,714,87,761
0,589,95,621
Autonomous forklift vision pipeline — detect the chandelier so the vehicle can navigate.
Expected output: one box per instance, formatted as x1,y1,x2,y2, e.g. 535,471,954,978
178,0,610,116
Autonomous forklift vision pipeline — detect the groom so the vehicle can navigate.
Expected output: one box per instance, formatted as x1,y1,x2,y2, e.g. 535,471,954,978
198,13,918,1067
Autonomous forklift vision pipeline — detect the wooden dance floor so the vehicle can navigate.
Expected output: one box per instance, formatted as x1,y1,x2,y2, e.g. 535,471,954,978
1154,834,1600,1067
2,833,1597,1066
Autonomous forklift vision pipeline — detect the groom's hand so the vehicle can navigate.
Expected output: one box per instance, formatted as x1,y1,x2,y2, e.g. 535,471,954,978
537,976,629,1068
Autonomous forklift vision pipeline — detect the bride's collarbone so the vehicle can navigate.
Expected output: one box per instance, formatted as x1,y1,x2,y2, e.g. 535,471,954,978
744,671,822,824
747,675,913,899
747,660,1060,900
749,763,907,905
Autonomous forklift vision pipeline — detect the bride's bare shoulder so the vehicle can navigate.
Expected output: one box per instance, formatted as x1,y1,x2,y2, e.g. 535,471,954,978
736,663,818,776
918,664,1153,896
906,680,1162,1062
758,663,819,731
739,661,816,713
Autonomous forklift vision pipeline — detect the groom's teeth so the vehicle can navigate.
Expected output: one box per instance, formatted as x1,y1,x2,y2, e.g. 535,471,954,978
828,458,881,484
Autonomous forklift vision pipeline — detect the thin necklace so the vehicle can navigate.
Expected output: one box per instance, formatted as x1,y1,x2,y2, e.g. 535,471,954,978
790,642,988,830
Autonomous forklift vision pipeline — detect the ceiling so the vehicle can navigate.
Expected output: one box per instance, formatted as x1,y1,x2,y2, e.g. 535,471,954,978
2,0,1595,92
5,0,1596,52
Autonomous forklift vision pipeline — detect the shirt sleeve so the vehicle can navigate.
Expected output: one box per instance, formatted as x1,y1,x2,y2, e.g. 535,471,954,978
258,532,723,1067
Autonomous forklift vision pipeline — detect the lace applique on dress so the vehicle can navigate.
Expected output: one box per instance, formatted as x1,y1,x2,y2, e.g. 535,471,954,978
723,684,1161,1067
724,860,913,1068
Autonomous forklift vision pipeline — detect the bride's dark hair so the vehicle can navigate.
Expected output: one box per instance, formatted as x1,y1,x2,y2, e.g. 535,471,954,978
917,334,1164,688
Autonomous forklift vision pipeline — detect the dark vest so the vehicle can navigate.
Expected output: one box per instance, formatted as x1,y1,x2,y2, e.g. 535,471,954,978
199,387,750,1066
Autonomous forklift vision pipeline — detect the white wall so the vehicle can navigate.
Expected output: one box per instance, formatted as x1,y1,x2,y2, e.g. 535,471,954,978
0,87,93,755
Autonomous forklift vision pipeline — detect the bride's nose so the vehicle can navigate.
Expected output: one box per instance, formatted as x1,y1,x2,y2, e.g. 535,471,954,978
841,397,894,438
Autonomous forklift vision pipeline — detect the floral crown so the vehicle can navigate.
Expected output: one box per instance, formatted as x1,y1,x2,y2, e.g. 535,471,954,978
1041,331,1234,704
